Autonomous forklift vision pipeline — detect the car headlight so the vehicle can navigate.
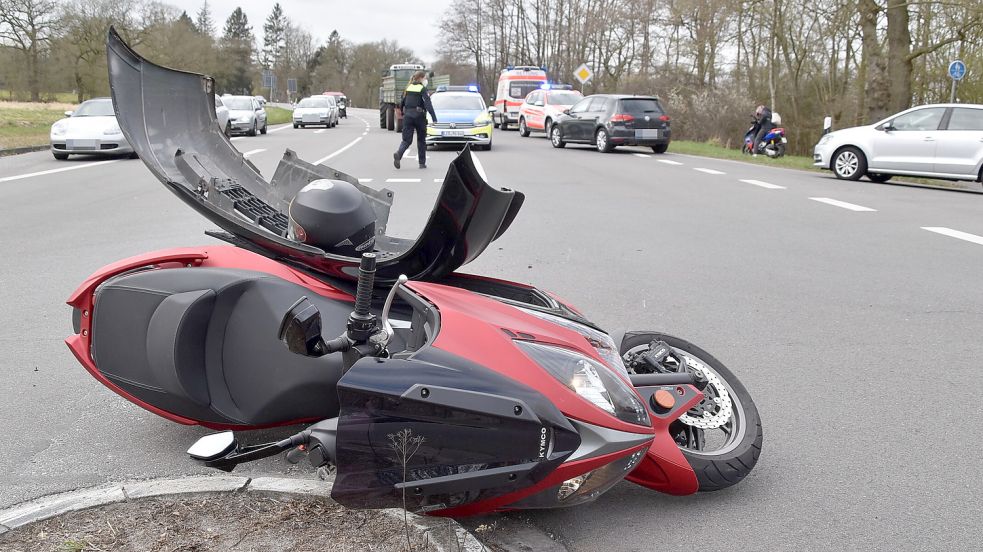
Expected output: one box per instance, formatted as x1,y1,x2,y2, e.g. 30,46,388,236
473,114,491,125
516,340,650,427
514,306,625,371
103,124,121,135
51,121,67,135
817,133,833,146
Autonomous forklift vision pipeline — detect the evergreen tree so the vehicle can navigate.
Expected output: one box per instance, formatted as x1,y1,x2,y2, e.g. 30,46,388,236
261,3,286,69
176,11,195,30
195,1,214,37
217,7,254,94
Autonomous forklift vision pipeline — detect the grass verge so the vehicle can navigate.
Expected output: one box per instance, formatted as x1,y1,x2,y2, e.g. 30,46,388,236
0,101,73,149
265,106,291,125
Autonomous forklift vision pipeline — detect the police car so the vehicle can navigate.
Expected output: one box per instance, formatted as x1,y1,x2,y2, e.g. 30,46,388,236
426,85,494,150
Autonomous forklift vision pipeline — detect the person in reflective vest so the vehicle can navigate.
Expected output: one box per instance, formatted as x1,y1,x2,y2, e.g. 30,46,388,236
394,71,438,169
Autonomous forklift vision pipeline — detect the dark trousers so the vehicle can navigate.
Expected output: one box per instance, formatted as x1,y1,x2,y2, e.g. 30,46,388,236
396,111,427,165
753,123,773,152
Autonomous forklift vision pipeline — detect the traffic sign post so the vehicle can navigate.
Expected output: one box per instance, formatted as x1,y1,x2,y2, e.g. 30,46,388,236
948,60,966,102
287,78,297,103
262,69,275,102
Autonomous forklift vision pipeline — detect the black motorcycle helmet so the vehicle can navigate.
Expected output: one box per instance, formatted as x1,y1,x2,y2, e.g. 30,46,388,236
287,179,376,257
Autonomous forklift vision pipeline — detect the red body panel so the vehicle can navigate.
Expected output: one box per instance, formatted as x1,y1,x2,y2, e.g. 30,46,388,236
67,244,701,504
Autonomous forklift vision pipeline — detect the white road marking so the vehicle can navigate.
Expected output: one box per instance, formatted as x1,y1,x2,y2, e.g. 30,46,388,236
0,159,120,183
434,178,444,183
362,131,368,136
921,227,983,246
657,159,683,165
809,197,877,212
230,136,244,141
267,124,292,133
358,178,373,183
313,136,362,165
740,179,786,189
633,153,651,158
242,149,265,157
314,129,327,134
386,178,421,183
694,168,725,175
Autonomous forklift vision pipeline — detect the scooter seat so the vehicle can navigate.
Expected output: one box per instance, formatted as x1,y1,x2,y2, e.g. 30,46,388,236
91,267,351,427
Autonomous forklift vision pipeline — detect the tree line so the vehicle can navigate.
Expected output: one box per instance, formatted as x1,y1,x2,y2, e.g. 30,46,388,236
438,0,982,153
0,0,418,108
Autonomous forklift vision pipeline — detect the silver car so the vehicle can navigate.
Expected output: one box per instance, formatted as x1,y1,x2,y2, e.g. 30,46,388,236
49,97,135,160
814,103,983,183
223,95,268,136
215,96,230,136
292,96,339,128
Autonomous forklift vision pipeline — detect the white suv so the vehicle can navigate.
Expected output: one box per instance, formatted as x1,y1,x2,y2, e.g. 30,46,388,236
813,104,983,183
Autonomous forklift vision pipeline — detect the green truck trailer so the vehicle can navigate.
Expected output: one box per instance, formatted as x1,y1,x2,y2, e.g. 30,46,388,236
379,63,450,132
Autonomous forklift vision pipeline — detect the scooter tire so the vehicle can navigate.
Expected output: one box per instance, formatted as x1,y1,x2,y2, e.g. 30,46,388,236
620,332,762,492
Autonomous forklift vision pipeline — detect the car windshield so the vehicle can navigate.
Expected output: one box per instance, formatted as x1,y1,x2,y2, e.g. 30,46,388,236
432,94,485,111
73,100,115,117
548,92,583,105
224,97,253,110
509,81,544,99
298,98,330,108
620,98,664,114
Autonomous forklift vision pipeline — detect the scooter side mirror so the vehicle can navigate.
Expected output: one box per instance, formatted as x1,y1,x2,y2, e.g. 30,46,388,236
278,296,326,356
188,431,237,461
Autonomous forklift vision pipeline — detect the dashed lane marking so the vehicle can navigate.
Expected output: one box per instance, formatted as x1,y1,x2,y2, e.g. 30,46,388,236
358,178,373,183
740,179,786,189
0,159,120,183
434,178,444,183
694,168,725,175
657,159,683,165
921,227,983,246
633,153,651,158
386,178,421,183
267,124,292,133
809,197,877,212
314,129,327,134
242,149,265,157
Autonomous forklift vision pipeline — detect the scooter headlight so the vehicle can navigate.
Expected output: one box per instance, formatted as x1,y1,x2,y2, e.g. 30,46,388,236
516,340,650,427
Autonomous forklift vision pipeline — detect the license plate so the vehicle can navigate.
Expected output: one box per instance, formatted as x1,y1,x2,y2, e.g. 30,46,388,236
635,129,660,139
442,130,464,137
302,115,319,122
68,139,97,149
781,137,788,143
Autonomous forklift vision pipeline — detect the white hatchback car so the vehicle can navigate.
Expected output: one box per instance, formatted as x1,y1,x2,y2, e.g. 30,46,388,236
814,104,983,183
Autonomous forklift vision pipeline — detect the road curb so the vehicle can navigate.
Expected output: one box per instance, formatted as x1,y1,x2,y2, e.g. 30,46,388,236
0,144,48,157
0,475,487,551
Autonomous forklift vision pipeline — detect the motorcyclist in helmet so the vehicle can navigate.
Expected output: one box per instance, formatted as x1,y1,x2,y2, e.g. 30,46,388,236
751,105,773,156
287,179,376,257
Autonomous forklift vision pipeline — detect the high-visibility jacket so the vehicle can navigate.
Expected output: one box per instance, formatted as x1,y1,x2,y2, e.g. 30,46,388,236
400,83,437,120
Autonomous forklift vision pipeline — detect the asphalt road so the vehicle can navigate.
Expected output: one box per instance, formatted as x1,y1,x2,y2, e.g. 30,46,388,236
2,108,982,551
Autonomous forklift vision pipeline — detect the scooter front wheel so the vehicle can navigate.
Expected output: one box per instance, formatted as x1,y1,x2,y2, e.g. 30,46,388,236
621,332,762,491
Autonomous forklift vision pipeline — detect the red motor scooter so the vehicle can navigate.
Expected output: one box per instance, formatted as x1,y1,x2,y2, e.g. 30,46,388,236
66,29,762,516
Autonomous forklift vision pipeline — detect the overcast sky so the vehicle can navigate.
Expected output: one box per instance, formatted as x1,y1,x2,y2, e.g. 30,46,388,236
164,0,456,61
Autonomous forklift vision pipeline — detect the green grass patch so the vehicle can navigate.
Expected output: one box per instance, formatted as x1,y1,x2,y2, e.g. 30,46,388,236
669,140,816,171
0,102,71,149
265,106,291,125
0,89,79,103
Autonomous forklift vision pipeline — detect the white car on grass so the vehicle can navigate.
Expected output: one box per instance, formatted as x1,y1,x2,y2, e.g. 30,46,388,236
49,97,135,160
814,103,983,183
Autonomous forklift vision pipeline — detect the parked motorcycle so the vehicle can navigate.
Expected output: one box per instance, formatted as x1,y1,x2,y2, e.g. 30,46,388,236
66,29,762,516
743,121,788,158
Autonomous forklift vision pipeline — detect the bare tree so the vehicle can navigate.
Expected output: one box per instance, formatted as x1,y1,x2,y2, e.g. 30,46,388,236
0,0,60,101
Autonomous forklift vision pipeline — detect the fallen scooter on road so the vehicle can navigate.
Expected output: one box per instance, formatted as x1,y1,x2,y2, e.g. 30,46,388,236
65,29,762,516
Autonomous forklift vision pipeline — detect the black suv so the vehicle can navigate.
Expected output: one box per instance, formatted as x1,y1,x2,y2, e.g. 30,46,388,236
550,94,671,153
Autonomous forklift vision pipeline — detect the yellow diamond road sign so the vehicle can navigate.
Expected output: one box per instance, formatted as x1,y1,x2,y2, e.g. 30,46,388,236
574,63,593,84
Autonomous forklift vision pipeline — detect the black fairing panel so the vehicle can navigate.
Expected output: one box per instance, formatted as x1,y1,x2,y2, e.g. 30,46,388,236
330,347,580,513
91,268,349,426
106,28,524,285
